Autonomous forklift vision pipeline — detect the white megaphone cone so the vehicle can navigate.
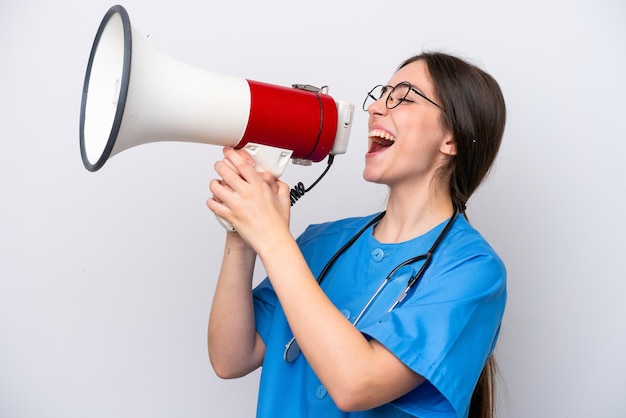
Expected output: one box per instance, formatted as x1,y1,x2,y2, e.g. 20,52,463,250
79,5,354,230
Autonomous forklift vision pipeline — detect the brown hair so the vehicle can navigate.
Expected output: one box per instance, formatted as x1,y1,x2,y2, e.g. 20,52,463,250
469,355,498,418
399,52,506,213
399,52,506,417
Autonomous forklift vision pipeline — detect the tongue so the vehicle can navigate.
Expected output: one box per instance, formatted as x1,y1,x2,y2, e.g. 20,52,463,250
369,138,394,153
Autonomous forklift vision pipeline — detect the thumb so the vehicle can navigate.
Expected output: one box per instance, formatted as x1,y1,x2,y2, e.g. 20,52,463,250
276,180,291,201
276,180,293,222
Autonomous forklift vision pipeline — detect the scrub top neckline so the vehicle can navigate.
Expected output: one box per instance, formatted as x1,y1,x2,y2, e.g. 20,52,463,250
368,216,452,248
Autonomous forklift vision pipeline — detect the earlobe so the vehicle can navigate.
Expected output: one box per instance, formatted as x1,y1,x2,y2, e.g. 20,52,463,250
441,135,457,156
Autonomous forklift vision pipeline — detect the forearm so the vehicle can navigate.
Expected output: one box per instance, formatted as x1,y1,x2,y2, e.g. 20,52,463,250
207,232,265,378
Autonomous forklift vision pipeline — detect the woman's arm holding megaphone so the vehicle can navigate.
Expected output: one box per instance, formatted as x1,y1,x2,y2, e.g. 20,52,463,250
206,230,266,378
207,148,424,411
206,148,288,378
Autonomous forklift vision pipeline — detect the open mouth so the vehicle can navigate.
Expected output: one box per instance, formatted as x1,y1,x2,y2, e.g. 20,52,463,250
368,129,396,153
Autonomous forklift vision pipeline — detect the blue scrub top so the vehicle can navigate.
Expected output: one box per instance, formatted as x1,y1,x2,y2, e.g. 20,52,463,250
253,213,507,418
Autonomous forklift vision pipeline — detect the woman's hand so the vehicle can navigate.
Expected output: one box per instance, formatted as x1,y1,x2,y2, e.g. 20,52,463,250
206,147,292,252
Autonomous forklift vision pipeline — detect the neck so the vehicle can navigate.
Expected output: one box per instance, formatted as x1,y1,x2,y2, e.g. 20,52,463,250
373,187,455,244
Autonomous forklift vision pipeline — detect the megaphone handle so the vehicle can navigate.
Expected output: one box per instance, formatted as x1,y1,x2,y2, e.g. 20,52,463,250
216,143,294,232
216,215,237,232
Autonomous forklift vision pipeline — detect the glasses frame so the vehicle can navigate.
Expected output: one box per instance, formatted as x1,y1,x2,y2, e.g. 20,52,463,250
362,81,445,112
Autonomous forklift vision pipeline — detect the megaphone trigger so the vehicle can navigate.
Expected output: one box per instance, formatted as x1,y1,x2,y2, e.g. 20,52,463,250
242,143,293,179
216,216,237,233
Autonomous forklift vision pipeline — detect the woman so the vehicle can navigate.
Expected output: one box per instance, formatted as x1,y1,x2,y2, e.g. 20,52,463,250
206,51,507,418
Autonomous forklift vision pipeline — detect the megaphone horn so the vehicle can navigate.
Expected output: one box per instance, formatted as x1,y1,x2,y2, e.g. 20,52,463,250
79,4,354,178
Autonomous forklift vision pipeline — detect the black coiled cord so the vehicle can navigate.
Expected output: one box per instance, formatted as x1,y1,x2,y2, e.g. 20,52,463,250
290,154,335,206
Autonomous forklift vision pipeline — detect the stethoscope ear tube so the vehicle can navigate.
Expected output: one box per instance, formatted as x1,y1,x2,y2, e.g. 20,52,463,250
315,212,386,286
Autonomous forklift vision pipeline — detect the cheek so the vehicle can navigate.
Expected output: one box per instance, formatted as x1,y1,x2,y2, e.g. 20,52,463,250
395,132,448,176
399,116,448,153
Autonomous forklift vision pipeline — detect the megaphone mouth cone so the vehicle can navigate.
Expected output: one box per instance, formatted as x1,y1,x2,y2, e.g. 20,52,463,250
79,5,132,172
78,5,355,175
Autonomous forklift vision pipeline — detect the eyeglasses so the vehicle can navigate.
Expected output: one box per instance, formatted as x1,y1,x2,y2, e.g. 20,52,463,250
362,81,445,112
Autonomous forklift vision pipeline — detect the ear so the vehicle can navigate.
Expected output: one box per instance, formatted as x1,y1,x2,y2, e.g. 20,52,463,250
440,133,457,156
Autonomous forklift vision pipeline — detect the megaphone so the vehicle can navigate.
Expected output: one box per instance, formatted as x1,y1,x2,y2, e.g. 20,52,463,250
79,4,354,179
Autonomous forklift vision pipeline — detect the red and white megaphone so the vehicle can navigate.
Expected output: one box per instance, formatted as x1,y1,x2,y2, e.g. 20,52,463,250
79,5,354,230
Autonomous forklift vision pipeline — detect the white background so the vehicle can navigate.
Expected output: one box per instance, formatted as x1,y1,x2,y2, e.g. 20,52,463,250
1,0,625,417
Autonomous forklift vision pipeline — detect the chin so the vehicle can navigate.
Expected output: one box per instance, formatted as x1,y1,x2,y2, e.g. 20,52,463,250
362,168,385,185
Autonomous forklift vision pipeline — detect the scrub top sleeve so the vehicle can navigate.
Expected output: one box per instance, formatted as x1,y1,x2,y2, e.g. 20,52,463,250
251,227,316,344
253,278,278,344
360,251,506,417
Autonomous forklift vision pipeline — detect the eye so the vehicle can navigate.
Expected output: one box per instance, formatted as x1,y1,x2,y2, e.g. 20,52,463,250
389,84,413,105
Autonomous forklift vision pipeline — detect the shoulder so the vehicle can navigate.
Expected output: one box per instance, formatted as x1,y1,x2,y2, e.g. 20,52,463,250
427,215,506,294
443,216,504,268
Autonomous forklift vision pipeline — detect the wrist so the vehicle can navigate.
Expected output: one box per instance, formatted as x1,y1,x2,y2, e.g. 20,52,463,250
224,232,256,257
255,227,295,265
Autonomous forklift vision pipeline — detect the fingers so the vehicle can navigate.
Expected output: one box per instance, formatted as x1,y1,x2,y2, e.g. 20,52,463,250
258,171,279,194
206,179,228,217
214,150,249,189
207,147,290,235
217,147,285,195
222,147,257,180
207,149,263,222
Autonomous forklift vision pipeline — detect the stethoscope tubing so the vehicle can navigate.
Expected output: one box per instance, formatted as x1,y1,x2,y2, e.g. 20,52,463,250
283,209,460,363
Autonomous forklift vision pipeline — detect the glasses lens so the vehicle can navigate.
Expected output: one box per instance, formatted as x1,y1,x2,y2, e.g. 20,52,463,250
363,85,385,111
363,83,415,111
386,83,410,110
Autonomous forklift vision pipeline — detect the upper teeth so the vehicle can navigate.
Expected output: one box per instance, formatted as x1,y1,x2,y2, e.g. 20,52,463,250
369,129,395,143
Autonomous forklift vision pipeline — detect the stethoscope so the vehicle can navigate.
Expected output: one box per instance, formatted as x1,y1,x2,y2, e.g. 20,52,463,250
283,208,461,363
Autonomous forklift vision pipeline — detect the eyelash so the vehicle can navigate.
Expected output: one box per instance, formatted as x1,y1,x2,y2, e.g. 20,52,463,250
388,95,415,105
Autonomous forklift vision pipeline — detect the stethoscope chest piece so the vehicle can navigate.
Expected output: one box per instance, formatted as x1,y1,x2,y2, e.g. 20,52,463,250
284,337,301,363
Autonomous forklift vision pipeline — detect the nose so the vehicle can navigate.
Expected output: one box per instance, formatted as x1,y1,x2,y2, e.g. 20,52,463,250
367,95,388,117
